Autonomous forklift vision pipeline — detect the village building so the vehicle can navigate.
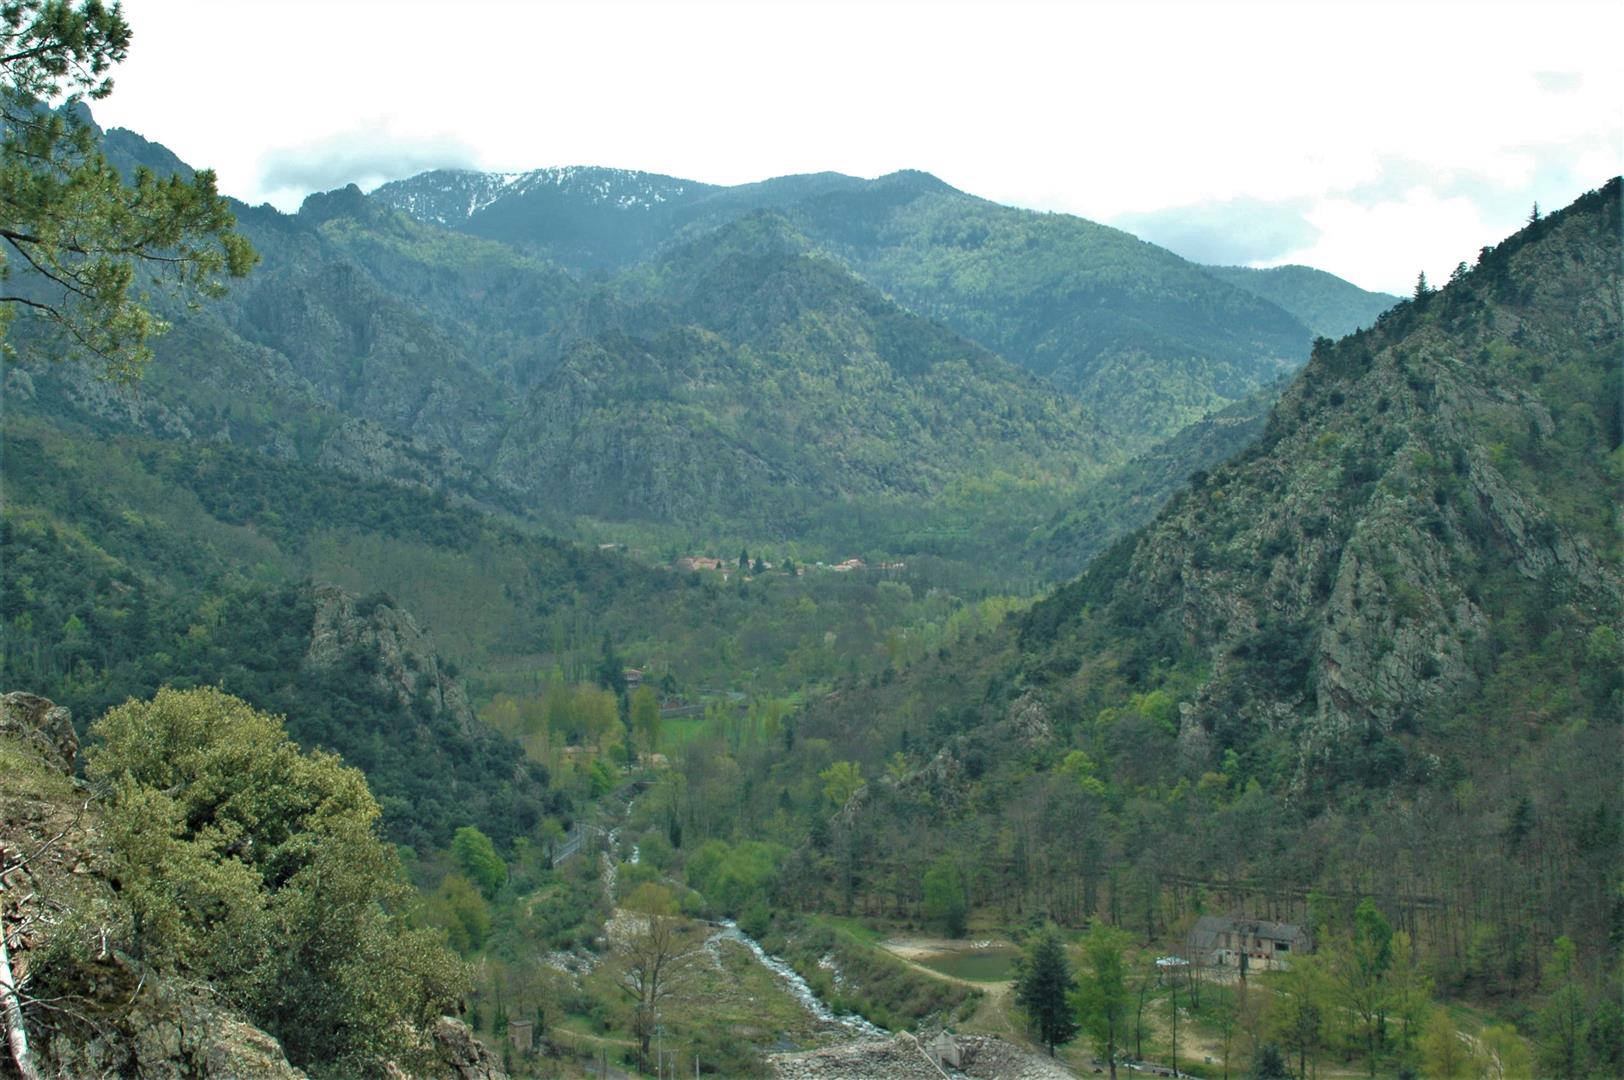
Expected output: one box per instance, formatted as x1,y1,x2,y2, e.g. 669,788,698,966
1186,915,1310,972
507,1019,534,1054
928,1031,961,1069
675,555,746,579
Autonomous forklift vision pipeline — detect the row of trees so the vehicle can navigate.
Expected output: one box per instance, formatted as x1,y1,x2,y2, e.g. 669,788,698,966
1014,904,1616,1079
480,680,660,759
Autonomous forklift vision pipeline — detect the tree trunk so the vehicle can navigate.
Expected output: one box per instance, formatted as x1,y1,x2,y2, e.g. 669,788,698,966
1,896,42,1080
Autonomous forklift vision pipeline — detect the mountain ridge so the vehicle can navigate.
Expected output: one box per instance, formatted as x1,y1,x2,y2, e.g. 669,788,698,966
372,160,1334,444
726,178,1622,991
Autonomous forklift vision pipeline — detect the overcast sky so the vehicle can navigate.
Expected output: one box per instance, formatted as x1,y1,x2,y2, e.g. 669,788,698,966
93,0,1620,294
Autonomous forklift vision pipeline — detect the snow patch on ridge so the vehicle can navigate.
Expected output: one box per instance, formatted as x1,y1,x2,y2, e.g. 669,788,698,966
373,165,701,225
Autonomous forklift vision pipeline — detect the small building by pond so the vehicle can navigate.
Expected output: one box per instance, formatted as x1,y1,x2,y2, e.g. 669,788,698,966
1186,916,1310,972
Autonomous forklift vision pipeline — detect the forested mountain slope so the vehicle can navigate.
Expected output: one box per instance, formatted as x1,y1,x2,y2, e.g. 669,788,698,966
377,165,1328,444
1201,262,1399,339
721,180,1621,1002
490,212,1108,532
1028,384,1280,577
37,120,1380,571
16,123,1126,565
782,175,1313,441
1023,178,1620,788
0,414,578,849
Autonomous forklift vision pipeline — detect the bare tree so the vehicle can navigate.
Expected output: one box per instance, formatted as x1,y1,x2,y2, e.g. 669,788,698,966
612,883,700,1070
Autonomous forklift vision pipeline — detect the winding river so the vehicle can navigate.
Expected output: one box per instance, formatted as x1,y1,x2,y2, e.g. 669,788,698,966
710,920,887,1039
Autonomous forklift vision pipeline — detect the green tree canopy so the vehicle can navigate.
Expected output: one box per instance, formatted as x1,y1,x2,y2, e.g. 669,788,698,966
1073,925,1130,1075
631,683,661,754
1,0,255,378
1325,898,1395,1077
819,759,863,807
922,855,968,938
922,851,967,935
87,687,466,1078
1535,935,1589,1079
450,824,508,899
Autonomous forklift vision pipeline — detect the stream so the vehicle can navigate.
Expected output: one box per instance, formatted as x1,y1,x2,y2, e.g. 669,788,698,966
602,790,880,1040
710,920,887,1039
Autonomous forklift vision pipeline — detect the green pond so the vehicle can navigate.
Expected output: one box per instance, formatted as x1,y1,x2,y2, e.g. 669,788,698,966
916,945,1021,982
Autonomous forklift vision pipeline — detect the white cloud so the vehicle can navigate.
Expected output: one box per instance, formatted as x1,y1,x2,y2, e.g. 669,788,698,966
1272,191,1496,295
96,0,1623,289
257,123,479,212
1110,198,1321,266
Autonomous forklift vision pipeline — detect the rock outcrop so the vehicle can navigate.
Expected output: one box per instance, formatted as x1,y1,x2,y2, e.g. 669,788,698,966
425,1016,508,1080
304,584,475,732
316,417,524,511
0,692,78,773
769,1031,1077,1080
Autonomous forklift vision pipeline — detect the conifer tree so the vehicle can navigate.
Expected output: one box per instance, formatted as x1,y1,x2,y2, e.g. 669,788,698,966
1014,928,1079,1057
0,1,255,378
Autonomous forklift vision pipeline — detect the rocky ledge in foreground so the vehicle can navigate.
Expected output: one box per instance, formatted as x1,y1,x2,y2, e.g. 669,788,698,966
769,1030,1078,1079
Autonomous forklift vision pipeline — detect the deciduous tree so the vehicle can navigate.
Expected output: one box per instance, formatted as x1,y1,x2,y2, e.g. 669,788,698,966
613,882,699,1070
1535,936,1589,1079
1073,925,1131,1076
1419,1007,1472,1079
631,684,661,755
1269,951,1333,1080
450,825,507,899
819,760,863,808
87,687,466,1078
922,856,967,938
1325,898,1394,1077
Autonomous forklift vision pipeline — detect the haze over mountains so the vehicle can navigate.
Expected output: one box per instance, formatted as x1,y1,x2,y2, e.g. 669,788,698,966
16,115,1400,574
375,164,1397,443
15,102,1621,1080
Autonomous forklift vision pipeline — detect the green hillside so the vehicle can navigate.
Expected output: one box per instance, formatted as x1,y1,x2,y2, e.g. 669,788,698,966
783,175,1313,442
686,180,1622,1045
1203,261,1399,339
491,213,1108,538
17,128,1137,571
1029,383,1281,577
378,165,1330,445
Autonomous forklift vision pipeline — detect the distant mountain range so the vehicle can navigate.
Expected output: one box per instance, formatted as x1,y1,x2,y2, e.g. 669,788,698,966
765,176,1622,972
16,114,1397,566
1201,262,1398,340
376,165,1398,444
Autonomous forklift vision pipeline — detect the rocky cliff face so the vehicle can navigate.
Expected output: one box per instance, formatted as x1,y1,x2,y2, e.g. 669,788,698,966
1025,178,1622,789
304,584,475,733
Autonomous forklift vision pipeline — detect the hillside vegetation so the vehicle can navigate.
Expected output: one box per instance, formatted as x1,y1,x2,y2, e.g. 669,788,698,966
1202,262,1398,340
663,180,1622,1076
380,165,1333,446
